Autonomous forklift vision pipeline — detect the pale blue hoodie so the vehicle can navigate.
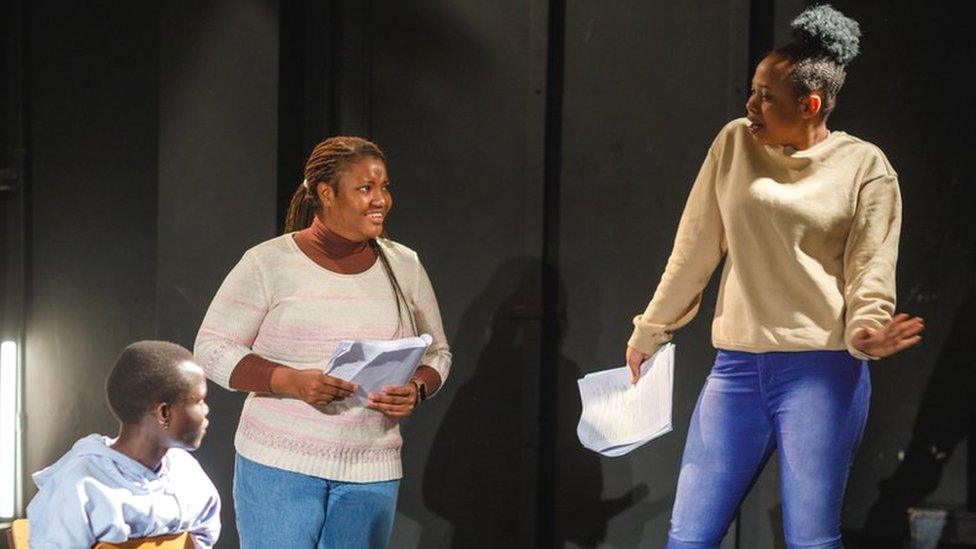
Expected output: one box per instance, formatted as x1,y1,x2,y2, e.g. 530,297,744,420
25,434,220,548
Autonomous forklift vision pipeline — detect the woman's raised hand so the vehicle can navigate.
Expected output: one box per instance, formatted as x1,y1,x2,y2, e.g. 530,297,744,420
851,313,925,359
367,384,419,419
626,346,651,385
270,367,357,404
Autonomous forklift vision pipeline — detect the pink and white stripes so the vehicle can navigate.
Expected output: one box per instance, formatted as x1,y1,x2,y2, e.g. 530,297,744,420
195,234,451,483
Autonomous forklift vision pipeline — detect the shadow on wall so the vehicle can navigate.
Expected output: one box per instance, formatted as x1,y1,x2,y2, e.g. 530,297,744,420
421,257,542,547
768,504,787,549
859,273,976,547
856,162,976,547
553,259,669,548
418,257,667,547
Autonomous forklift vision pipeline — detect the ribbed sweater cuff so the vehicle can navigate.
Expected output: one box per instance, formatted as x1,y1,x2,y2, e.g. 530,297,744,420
229,354,280,393
628,316,670,356
845,318,885,361
411,365,442,398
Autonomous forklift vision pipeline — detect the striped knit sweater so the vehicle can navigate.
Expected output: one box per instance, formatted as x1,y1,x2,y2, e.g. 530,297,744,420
195,234,451,482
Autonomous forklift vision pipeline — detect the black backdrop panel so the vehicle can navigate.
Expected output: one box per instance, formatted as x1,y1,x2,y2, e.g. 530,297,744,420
156,2,280,545
824,1,976,543
556,2,749,546
23,0,160,497
367,1,548,546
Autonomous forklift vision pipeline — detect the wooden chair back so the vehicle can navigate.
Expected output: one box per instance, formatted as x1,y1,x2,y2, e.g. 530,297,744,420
94,531,193,548
4,519,29,549
3,519,191,549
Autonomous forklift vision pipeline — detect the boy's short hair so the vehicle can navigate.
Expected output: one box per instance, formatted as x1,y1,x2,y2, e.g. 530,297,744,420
105,341,196,424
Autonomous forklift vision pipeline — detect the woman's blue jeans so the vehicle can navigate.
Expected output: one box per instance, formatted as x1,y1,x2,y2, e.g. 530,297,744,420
667,350,870,549
234,454,400,549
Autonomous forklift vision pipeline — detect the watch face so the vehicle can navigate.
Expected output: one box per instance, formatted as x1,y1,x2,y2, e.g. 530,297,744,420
412,379,426,402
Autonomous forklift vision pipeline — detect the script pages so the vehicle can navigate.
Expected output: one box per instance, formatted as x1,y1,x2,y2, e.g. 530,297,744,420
324,334,433,406
577,343,675,457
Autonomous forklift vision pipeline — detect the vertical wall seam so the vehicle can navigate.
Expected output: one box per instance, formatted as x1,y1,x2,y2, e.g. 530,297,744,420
539,0,565,545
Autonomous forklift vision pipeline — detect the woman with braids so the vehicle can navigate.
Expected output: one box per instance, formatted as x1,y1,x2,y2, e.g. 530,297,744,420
195,136,451,548
625,5,923,548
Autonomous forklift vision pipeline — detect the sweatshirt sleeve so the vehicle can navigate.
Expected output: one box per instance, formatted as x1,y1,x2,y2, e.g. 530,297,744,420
628,145,726,356
194,250,273,390
843,173,902,360
27,470,136,549
26,478,99,548
188,476,222,548
411,258,452,397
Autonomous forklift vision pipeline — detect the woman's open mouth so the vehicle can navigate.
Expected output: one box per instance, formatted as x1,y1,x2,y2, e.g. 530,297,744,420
748,120,764,134
366,211,385,223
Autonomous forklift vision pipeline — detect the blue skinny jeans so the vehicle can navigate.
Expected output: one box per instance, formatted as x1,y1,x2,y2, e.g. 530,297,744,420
667,350,870,549
234,454,400,549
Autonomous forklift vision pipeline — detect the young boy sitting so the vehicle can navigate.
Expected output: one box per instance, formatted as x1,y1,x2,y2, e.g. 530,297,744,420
26,341,220,548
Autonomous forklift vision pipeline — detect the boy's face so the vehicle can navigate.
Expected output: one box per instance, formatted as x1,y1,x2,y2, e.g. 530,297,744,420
165,362,209,451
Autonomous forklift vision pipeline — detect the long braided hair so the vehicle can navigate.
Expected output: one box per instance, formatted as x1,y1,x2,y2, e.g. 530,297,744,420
284,136,417,337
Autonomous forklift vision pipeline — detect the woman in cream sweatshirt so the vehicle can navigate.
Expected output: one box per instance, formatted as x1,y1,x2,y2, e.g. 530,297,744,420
626,6,923,548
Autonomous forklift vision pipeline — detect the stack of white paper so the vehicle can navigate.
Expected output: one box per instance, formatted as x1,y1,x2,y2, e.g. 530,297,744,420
324,334,432,406
576,343,675,457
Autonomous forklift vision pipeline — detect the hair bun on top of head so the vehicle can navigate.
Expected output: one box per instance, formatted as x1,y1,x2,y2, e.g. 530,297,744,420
791,4,861,65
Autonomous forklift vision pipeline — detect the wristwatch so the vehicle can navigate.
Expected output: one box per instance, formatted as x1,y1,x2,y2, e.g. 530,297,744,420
410,378,427,405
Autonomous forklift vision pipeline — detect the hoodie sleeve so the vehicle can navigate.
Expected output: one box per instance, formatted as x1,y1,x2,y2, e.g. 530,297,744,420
188,475,222,548
26,466,130,548
26,481,97,548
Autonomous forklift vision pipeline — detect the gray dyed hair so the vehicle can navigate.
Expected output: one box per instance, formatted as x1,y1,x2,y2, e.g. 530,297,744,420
775,4,861,119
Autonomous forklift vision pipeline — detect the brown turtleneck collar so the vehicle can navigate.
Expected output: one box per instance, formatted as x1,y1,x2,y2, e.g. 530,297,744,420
229,216,443,396
292,216,378,274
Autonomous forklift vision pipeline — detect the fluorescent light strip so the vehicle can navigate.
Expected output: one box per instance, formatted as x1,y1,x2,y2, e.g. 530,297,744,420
0,340,18,518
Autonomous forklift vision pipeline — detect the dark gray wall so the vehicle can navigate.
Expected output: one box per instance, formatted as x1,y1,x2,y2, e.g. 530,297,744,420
18,3,279,548
23,0,159,495
367,2,548,546
827,1,976,545
156,2,279,545
556,3,748,547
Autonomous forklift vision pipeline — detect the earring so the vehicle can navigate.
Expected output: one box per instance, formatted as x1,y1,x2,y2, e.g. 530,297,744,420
161,419,170,430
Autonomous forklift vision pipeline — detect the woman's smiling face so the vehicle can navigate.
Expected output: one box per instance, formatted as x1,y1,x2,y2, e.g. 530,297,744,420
318,156,392,241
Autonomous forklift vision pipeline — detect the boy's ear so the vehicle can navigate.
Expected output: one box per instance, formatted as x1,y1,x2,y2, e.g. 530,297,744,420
150,402,170,426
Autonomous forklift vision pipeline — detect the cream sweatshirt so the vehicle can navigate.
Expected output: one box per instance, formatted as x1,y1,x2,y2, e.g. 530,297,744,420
629,118,901,360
